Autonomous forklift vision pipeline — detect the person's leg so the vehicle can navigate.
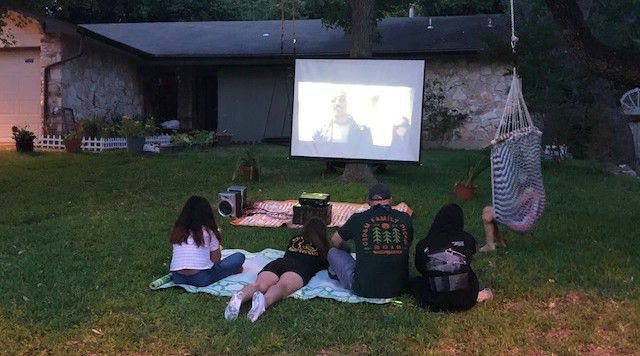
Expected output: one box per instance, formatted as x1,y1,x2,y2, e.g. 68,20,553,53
327,248,356,290
480,206,502,252
225,271,279,321
248,272,305,322
477,288,493,302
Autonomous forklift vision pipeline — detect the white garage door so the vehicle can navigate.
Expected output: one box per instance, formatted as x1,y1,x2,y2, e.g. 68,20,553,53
0,49,41,144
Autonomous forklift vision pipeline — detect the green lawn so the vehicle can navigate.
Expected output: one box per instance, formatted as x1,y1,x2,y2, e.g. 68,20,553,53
1,146,638,355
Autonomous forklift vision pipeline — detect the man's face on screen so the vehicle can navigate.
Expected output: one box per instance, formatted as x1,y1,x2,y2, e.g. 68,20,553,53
332,93,349,124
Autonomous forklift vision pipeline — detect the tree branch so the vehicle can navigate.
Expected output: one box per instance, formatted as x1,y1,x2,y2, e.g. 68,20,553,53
544,0,640,86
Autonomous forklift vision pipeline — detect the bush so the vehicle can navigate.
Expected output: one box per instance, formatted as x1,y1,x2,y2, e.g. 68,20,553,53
422,80,468,144
118,117,156,138
11,125,36,143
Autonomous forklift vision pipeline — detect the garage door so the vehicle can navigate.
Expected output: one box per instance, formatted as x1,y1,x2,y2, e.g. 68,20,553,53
0,49,41,144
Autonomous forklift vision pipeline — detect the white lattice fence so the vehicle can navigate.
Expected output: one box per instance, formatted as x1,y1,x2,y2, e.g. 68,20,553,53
35,135,171,152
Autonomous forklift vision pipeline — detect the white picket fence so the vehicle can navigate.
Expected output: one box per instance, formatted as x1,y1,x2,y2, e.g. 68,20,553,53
35,135,171,152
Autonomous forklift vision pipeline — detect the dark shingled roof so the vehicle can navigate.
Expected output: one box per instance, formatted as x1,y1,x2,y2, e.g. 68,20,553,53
79,15,507,59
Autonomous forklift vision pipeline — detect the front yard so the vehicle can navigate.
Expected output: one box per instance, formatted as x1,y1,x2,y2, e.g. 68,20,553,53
0,146,638,354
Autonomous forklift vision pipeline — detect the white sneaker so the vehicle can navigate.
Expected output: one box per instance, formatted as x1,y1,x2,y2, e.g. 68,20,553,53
247,291,266,322
224,291,243,321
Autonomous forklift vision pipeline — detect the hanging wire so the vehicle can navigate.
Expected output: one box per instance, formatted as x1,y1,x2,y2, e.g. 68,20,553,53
292,0,297,56
280,0,285,54
510,0,518,53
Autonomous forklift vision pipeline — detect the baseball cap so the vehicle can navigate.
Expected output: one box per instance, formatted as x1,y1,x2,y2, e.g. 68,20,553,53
368,183,391,201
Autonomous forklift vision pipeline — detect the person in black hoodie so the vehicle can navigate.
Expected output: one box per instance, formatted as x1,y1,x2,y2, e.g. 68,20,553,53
410,204,492,311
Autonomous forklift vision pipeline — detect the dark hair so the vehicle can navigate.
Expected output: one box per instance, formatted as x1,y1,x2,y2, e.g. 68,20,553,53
169,196,220,247
302,217,329,258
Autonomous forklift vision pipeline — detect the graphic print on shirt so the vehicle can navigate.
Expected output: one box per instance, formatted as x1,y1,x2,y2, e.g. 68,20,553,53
361,215,410,255
287,236,319,256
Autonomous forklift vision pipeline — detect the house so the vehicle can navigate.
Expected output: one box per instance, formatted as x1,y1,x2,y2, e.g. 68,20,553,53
0,10,511,148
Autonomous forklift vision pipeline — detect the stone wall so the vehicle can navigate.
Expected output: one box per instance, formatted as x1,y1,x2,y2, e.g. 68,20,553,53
56,37,144,119
424,55,511,149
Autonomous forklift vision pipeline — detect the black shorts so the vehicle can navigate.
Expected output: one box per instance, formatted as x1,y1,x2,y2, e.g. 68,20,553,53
260,257,320,285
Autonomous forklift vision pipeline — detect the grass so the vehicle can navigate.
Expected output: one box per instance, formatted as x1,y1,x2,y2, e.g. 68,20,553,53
0,145,638,355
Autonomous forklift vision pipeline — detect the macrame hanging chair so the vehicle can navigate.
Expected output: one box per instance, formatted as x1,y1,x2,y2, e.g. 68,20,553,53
490,0,546,233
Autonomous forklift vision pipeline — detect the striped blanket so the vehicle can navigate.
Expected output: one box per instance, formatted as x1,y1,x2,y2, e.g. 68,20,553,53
231,200,413,228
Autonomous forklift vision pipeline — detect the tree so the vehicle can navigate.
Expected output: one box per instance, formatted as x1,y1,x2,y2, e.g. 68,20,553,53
543,0,640,86
339,0,378,183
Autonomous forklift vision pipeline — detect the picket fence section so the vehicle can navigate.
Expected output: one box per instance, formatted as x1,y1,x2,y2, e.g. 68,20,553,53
35,135,171,152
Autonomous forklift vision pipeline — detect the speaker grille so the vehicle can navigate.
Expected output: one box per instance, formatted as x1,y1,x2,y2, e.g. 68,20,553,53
218,200,234,217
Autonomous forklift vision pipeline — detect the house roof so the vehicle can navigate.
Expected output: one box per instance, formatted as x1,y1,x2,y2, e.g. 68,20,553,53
79,15,507,59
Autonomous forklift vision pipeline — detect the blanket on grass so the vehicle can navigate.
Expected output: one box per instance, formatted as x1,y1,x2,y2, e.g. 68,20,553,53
230,200,412,228
149,248,391,304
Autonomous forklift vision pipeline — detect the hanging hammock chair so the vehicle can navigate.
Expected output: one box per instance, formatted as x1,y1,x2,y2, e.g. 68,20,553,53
490,69,546,233
489,0,545,233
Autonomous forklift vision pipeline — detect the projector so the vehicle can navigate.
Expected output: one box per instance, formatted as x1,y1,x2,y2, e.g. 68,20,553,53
218,186,247,218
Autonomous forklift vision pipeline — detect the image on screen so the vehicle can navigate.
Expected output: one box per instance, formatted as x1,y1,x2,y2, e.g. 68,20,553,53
290,59,425,162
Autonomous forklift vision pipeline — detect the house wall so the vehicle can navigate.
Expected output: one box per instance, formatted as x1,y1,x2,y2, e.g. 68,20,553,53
217,65,291,142
423,55,511,149
55,37,145,120
215,58,508,148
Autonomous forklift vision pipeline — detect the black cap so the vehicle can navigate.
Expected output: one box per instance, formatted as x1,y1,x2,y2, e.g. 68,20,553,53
368,183,391,201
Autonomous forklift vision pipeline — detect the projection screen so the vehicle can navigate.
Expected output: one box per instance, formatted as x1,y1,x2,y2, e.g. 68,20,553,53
290,59,425,163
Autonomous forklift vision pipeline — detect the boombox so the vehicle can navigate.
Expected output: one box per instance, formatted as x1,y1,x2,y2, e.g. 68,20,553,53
218,186,247,218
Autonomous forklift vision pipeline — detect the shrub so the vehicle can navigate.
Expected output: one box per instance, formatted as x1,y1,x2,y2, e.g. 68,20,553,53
119,117,156,138
11,125,36,143
422,80,468,144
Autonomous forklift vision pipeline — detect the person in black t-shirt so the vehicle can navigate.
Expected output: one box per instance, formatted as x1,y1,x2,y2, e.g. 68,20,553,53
224,218,329,322
327,183,414,298
411,204,493,311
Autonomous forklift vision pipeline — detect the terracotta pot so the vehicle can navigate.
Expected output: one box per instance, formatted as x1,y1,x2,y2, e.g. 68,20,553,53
454,181,476,200
216,134,233,146
241,165,259,181
15,140,34,153
126,137,145,153
64,138,82,153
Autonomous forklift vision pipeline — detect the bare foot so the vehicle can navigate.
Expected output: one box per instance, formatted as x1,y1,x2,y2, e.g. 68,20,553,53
477,288,493,303
234,266,244,274
479,243,496,252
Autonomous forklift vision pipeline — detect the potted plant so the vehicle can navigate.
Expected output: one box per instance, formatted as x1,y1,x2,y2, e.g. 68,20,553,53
454,155,490,200
191,130,215,147
119,116,155,153
11,126,36,153
233,148,260,182
63,129,82,153
216,130,233,146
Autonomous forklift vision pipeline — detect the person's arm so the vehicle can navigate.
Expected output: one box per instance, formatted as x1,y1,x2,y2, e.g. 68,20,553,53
331,231,351,252
210,249,221,264
209,229,221,264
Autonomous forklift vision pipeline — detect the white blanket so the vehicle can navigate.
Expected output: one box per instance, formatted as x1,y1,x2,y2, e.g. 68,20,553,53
150,248,391,304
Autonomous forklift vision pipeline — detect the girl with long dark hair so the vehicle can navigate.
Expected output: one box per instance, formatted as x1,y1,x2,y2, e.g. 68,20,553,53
224,217,330,322
411,204,492,311
169,196,245,287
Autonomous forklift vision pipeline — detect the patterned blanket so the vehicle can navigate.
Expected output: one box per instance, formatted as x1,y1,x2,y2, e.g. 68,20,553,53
230,200,413,228
149,248,391,304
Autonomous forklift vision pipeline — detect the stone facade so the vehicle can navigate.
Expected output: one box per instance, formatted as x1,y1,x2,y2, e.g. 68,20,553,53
423,55,511,149
57,37,144,119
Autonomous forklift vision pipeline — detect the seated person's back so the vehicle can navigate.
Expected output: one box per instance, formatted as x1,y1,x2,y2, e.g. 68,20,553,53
411,204,480,311
328,183,414,298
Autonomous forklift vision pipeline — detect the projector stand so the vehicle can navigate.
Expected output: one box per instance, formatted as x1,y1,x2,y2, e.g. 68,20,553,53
340,163,377,184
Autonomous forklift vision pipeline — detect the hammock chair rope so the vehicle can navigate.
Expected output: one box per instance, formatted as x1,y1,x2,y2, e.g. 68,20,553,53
490,0,546,233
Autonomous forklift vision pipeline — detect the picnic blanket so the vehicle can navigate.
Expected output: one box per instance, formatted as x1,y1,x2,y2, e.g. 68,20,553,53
231,200,413,228
149,248,391,304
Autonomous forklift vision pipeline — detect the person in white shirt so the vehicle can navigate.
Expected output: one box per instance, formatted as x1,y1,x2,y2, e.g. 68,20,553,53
169,196,245,287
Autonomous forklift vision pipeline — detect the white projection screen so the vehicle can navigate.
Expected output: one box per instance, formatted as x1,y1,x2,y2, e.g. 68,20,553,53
290,59,425,163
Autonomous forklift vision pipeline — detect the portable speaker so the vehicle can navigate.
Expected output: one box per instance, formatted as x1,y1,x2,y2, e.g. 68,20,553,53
218,191,242,218
227,186,247,208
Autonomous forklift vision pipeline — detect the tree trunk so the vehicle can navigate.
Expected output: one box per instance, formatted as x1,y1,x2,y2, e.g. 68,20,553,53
544,0,640,86
340,0,377,184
